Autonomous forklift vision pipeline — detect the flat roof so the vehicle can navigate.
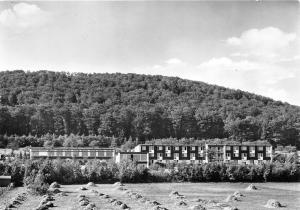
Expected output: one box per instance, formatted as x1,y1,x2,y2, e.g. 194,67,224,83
137,140,271,147
30,147,115,150
119,152,148,154
138,144,205,146
0,176,11,179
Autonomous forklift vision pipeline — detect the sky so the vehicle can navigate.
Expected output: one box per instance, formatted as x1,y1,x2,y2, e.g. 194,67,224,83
0,1,299,105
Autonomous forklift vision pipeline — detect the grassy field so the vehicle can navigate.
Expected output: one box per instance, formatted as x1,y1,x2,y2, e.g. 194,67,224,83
0,182,299,210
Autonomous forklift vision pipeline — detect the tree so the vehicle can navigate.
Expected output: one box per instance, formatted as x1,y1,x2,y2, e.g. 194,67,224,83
0,106,11,135
121,137,135,151
225,116,262,141
98,112,118,137
195,109,225,138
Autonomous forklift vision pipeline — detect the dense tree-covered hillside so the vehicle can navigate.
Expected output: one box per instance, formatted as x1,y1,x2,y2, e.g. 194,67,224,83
0,70,299,148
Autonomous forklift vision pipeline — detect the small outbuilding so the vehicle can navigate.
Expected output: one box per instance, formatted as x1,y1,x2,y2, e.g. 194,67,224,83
0,176,11,187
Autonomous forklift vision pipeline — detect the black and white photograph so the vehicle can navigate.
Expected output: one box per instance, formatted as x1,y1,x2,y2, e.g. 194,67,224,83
0,0,299,209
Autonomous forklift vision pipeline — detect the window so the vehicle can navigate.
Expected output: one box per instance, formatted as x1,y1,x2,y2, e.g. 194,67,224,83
218,154,223,159
175,146,179,150
149,153,154,157
250,152,255,157
190,153,195,158
226,153,231,158
72,151,78,157
183,146,187,151
165,153,171,157
182,153,187,158
258,153,263,159
233,146,239,151
174,153,179,159
107,151,113,157
226,146,231,150
241,146,247,151
48,151,54,156
56,151,63,156
266,152,271,157
234,152,239,157
258,146,263,151
250,146,255,152
89,151,95,157
149,146,154,152
141,146,147,151
266,146,271,152
218,147,222,151
166,146,171,151
242,153,247,158
191,146,195,151
159,146,163,150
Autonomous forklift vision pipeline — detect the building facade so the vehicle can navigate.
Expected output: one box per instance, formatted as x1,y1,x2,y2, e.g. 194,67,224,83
133,141,273,166
30,147,115,160
133,144,206,165
29,141,273,167
206,142,273,165
115,152,149,167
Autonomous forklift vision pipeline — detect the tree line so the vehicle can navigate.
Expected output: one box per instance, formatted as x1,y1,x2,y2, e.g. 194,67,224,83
0,70,299,148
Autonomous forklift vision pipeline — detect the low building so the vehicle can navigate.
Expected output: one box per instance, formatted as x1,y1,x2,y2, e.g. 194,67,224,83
0,176,11,187
29,147,115,160
115,152,149,167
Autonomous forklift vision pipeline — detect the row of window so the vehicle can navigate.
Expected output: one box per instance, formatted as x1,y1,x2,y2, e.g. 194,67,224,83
143,146,206,151
151,151,269,159
152,152,204,158
142,145,271,152
122,154,147,161
226,152,269,158
33,151,114,157
222,146,269,151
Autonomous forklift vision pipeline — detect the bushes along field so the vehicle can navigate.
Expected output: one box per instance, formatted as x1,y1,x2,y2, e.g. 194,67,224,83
0,158,299,193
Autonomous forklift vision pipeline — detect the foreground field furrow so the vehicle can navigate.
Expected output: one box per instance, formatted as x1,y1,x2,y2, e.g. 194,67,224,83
1,182,299,210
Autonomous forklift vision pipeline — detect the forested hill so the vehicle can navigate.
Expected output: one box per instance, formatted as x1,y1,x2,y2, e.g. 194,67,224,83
0,70,299,148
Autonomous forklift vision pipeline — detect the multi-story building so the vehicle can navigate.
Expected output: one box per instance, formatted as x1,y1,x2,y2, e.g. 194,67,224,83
207,142,273,165
133,144,206,165
29,147,115,160
132,141,273,166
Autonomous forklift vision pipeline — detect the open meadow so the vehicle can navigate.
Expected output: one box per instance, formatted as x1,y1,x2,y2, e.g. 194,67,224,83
0,182,299,210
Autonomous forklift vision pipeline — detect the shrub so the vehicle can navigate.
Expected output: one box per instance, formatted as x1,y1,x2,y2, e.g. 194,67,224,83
1,157,299,186
27,173,49,195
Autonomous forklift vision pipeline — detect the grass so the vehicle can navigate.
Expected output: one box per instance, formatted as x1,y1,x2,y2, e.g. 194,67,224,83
0,182,299,210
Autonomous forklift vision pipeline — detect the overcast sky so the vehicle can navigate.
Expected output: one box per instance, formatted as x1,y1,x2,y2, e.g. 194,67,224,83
0,1,299,105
